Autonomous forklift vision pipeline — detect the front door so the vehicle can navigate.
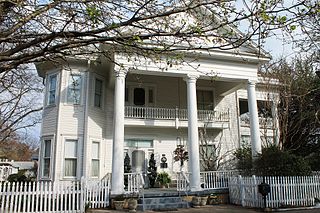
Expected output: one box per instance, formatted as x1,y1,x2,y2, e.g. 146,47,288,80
124,139,154,173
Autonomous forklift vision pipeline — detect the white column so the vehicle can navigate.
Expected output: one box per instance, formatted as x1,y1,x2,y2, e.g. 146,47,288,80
111,69,127,195
185,74,202,191
247,80,262,159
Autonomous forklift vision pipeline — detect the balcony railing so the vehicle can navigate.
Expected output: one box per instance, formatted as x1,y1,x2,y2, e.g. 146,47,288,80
125,106,229,122
240,113,274,129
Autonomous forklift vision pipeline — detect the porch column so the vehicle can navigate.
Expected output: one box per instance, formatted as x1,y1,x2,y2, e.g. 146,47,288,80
185,74,202,191
111,68,127,195
247,80,262,159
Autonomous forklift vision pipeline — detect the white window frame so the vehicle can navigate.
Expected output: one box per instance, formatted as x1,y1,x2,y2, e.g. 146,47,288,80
91,141,100,178
46,73,58,106
63,139,78,178
40,137,53,179
67,73,82,105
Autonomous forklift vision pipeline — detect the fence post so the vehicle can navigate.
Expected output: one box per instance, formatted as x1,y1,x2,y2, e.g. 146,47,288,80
252,175,257,207
239,175,245,206
80,176,85,213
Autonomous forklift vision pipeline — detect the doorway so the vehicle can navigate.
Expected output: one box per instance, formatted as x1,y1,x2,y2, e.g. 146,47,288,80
124,139,154,173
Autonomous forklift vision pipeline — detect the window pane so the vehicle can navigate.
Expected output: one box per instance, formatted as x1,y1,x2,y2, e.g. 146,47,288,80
92,142,99,159
95,79,102,94
197,90,213,110
65,159,77,177
125,139,153,148
48,75,57,105
148,89,154,104
69,75,81,89
44,140,51,157
134,88,145,106
67,89,81,104
65,140,77,158
94,79,103,107
48,91,56,105
94,94,101,107
239,99,249,115
67,74,81,104
49,75,57,90
43,159,50,177
91,160,99,177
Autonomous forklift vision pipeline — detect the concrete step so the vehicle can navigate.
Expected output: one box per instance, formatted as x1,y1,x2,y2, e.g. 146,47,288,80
137,196,189,211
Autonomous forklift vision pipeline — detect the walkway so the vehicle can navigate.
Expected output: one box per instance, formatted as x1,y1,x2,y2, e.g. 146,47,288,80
90,205,320,213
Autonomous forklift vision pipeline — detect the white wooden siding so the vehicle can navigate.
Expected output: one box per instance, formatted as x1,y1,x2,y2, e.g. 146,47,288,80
41,107,58,135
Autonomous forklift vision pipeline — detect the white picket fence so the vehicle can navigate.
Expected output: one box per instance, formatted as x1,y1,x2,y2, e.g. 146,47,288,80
229,175,320,208
0,177,110,213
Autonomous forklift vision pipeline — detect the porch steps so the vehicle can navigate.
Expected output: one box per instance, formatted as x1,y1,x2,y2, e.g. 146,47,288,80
137,196,189,211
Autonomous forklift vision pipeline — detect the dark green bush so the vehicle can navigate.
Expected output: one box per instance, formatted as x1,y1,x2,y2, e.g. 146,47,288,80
234,145,312,176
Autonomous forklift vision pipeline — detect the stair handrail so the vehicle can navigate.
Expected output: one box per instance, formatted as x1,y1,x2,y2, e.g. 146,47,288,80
138,173,146,212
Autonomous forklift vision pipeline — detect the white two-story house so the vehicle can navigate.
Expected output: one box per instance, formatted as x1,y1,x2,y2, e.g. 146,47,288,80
35,13,278,195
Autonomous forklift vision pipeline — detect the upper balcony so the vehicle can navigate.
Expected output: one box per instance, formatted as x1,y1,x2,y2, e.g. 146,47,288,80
124,106,230,129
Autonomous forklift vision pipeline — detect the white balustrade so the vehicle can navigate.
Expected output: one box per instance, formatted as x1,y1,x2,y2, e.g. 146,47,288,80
125,106,230,122
124,172,145,194
200,170,239,189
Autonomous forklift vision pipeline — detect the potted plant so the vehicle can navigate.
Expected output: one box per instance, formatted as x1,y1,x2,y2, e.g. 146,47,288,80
200,196,208,206
156,172,172,188
113,194,125,210
127,198,138,212
191,196,201,208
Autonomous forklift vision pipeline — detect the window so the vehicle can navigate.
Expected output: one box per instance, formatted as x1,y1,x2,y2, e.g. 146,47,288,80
239,99,249,115
47,74,57,105
148,89,154,104
91,142,100,177
197,90,213,110
124,139,153,148
94,79,103,107
257,100,272,118
126,85,155,106
64,140,78,177
67,74,82,104
134,88,145,106
42,139,51,178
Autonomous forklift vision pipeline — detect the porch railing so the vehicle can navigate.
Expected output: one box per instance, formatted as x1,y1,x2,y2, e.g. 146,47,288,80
200,170,239,189
176,171,190,191
176,170,238,191
240,115,274,129
124,172,145,194
125,106,229,122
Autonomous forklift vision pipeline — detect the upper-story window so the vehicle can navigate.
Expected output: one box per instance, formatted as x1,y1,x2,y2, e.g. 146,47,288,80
47,74,57,105
94,78,103,108
67,74,82,105
126,85,155,106
197,90,214,110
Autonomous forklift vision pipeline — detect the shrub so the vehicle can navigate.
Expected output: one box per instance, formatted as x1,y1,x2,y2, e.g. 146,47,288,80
147,153,157,188
234,145,312,176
